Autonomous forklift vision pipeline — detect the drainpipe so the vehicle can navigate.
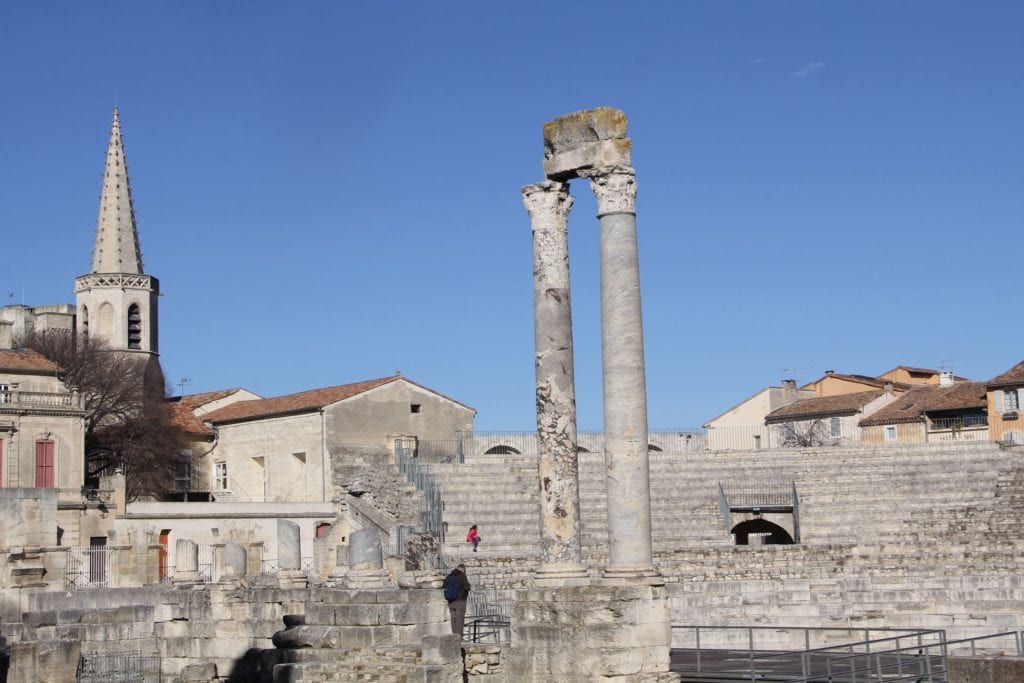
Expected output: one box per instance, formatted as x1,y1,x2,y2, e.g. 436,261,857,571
320,409,328,502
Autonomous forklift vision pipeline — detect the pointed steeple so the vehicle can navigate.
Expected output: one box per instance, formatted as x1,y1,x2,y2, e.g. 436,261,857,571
91,107,144,274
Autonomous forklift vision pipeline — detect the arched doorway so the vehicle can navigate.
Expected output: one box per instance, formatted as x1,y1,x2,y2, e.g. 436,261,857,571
731,519,794,545
484,445,521,455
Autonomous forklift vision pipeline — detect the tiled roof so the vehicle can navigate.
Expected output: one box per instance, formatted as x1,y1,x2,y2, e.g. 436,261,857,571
765,390,884,423
859,382,987,426
202,375,474,425
0,348,62,374
886,365,941,375
987,360,1024,389
801,373,913,392
166,401,215,437
171,388,250,411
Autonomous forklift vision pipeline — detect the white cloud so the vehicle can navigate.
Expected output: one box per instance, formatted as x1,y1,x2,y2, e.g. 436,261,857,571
791,61,826,78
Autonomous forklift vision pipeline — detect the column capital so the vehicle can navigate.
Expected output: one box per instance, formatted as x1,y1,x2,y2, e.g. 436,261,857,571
521,180,574,230
582,165,637,217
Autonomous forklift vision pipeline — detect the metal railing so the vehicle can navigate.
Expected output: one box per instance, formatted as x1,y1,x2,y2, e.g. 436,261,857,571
671,625,1024,682
77,652,160,682
465,586,512,643
929,416,989,430
408,426,1007,454
721,480,796,508
66,546,113,590
396,440,444,541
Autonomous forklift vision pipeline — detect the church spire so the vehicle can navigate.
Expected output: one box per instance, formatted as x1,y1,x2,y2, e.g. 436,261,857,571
91,107,144,274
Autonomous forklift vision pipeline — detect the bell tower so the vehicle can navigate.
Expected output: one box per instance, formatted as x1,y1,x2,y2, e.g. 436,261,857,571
75,108,159,356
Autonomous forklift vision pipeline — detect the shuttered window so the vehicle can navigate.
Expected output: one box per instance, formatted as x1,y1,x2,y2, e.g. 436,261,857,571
35,440,55,487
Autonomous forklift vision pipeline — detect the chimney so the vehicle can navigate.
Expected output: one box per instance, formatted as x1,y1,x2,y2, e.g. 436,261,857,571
781,379,798,403
884,382,893,394
939,371,954,387
825,370,834,376
0,320,12,349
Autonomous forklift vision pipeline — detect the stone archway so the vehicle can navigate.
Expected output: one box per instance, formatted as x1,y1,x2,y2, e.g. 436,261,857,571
732,518,795,545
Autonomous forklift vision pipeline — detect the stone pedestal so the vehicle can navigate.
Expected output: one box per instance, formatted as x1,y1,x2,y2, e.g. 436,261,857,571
505,584,677,681
277,569,308,589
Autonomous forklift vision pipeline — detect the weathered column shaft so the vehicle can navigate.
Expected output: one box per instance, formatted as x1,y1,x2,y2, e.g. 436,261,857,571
588,166,655,575
522,181,585,574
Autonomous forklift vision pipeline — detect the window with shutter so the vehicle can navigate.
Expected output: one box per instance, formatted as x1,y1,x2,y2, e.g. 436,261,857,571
1004,389,1020,412
35,440,55,487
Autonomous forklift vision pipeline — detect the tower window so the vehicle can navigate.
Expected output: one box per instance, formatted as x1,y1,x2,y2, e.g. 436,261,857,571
127,304,142,349
410,404,421,414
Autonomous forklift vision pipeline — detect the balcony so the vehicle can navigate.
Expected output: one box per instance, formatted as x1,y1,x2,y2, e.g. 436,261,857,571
0,389,80,409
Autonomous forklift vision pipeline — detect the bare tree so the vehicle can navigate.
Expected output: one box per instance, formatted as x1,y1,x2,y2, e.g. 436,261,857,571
22,329,188,500
775,420,842,448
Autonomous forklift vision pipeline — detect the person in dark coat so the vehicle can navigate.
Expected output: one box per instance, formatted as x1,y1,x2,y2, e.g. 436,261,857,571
444,563,471,637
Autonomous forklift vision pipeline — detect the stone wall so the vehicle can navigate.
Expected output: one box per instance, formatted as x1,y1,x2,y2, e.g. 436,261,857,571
3,583,457,682
329,444,423,527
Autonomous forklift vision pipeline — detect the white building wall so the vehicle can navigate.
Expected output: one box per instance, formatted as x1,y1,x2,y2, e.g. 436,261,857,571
207,413,325,502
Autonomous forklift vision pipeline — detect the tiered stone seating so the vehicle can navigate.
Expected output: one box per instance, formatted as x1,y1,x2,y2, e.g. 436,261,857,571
427,442,1017,561
423,455,541,560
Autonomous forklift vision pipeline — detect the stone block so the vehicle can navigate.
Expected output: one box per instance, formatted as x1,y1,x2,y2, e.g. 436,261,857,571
421,633,461,666
542,108,631,181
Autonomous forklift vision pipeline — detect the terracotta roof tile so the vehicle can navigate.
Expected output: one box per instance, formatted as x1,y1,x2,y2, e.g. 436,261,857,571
172,388,250,411
987,360,1024,389
166,402,216,437
801,373,913,392
0,348,62,374
859,382,987,426
765,390,884,423
202,376,474,425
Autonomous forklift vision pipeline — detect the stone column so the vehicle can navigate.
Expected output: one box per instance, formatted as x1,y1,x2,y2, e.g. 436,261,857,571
585,165,658,580
522,180,588,584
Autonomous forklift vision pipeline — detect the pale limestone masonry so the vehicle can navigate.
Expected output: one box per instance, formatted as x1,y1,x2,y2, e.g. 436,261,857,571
505,584,675,681
428,441,1024,643
509,107,673,680
521,180,587,581
4,584,457,682
75,108,159,356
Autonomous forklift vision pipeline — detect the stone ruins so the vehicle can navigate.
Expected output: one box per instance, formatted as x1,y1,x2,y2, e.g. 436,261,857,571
2,107,1023,682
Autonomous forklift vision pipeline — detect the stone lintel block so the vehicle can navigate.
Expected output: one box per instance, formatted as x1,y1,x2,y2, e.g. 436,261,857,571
542,107,631,181
544,138,631,182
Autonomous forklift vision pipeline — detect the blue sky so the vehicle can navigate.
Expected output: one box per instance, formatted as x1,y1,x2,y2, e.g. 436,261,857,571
1,3,1021,430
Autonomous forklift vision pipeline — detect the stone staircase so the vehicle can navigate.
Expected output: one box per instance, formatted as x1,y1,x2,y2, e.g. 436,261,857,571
423,455,541,559
423,441,1021,572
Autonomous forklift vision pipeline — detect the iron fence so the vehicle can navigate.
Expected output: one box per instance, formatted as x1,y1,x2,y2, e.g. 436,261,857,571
396,441,444,541
720,480,796,509
930,415,989,430
465,586,512,643
669,625,1023,682
408,426,1007,454
77,652,160,682
66,546,113,590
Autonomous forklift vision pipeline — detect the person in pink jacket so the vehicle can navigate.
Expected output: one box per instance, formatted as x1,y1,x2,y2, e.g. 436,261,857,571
466,524,481,552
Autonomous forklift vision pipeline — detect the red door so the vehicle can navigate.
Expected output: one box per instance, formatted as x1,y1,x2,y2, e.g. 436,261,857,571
35,440,54,488
158,530,171,580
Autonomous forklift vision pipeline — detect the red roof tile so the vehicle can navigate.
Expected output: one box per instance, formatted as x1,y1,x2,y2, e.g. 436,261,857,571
202,376,474,424
0,348,62,374
166,401,216,437
172,388,252,411
859,382,987,426
765,390,884,423
987,360,1024,389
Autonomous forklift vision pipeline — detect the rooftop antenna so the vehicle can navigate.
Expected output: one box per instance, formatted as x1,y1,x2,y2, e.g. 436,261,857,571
178,377,192,396
939,354,956,373
779,367,811,382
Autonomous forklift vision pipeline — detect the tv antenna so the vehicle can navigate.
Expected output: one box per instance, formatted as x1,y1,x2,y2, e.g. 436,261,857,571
178,377,192,396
